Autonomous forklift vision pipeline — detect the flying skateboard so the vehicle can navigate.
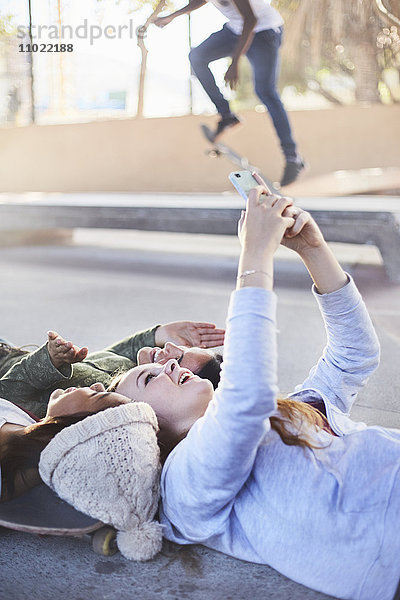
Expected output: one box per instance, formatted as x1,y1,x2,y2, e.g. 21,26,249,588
201,124,280,195
0,483,117,556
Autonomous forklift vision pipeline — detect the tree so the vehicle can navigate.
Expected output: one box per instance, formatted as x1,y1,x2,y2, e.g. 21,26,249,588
275,0,400,103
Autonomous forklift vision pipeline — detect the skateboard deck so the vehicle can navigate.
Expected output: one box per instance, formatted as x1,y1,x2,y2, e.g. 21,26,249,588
0,483,117,555
201,124,280,195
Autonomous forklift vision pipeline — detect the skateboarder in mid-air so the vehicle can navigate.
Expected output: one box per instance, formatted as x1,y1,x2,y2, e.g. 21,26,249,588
154,0,305,187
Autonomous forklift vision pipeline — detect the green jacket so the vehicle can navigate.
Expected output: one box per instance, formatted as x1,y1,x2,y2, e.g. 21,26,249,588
0,326,158,418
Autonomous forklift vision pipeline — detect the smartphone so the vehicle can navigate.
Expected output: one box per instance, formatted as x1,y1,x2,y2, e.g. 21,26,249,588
229,170,272,200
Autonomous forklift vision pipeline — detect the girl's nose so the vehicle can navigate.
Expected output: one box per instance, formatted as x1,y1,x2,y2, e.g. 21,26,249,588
164,342,179,356
163,359,178,374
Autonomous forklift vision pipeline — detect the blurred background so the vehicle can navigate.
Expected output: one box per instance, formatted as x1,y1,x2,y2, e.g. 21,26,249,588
0,0,399,192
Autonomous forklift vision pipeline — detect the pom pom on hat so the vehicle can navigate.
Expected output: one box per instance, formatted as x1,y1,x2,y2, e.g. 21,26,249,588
117,521,163,561
39,402,162,561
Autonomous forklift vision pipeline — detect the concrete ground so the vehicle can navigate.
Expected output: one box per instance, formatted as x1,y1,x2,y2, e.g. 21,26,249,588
0,229,399,600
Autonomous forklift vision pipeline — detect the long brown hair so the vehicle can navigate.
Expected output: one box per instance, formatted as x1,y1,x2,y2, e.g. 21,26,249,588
0,413,91,500
196,356,332,449
272,398,332,449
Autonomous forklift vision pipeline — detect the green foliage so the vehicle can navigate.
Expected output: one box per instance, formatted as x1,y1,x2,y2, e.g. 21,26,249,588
0,13,17,37
272,0,400,103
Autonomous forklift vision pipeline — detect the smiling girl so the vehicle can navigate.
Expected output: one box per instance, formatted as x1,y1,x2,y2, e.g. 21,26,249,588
102,186,399,600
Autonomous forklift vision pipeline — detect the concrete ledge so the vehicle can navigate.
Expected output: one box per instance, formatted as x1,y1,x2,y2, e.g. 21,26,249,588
0,193,399,282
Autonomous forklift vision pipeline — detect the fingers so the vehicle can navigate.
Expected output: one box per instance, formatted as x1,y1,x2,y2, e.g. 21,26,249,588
252,172,273,195
198,332,225,340
286,212,308,237
224,71,238,90
284,209,311,238
272,196,294,214
282,206,298,218
48,331,69,350
48,330,88,365
192,323,225,336
242,189,297,253
51,341,74,356
199,337,225,348
75,346,88,361
192,322,217,330
199,330,225,348
191,323,225,348
247,186,270,207
247,187,292,210
193,327,225,338
283,216,296,230
48,331,72,348
198,330,225,340
203,327,225,336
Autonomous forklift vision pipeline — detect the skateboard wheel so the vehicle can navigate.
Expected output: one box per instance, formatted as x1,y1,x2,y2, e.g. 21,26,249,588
92,526,118,556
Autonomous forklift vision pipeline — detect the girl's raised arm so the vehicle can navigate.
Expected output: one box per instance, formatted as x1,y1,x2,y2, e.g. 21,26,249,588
160,188,295,539
278,205,380,415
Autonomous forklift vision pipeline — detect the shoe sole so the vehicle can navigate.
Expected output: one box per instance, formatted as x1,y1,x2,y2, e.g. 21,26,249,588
214,120,242,142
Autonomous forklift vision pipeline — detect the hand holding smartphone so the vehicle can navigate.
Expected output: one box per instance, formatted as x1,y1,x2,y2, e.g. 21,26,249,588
229,170,272,201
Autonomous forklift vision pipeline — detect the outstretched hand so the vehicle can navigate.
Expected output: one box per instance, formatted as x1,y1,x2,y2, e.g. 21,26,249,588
251,172,325,256
238,186,295,254
47,331,88,370
155,321,225,349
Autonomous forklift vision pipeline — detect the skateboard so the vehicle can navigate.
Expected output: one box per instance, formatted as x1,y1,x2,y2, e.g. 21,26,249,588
0,483,117,556
201,124,280,195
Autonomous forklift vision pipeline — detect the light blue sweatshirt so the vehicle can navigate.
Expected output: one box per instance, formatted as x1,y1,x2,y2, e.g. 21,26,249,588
159,278,400,600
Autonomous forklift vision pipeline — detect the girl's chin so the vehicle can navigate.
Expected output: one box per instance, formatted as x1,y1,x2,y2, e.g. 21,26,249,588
185,375,203,386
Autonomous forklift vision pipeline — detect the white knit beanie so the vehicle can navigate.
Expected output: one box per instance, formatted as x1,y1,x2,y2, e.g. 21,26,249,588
39,402,163,561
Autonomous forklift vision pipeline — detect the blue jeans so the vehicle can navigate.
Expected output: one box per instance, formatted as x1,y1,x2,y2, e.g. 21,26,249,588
189,24,297,160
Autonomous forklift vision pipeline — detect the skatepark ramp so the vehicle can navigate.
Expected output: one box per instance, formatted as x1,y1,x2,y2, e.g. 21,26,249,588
0,193,399,283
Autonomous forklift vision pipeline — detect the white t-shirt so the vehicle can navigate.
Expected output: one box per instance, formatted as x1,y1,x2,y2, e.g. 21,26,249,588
207,0,284,35
0,398,35,497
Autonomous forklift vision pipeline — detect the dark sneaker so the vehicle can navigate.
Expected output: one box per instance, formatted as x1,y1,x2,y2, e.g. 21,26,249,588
280,159,305,187
213,114,242,141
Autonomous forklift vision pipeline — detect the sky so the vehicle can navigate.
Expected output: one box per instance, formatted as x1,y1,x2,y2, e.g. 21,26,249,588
1,0,230,119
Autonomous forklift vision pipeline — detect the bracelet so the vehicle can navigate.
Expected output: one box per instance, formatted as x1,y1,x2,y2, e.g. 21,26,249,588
237,269,273,281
